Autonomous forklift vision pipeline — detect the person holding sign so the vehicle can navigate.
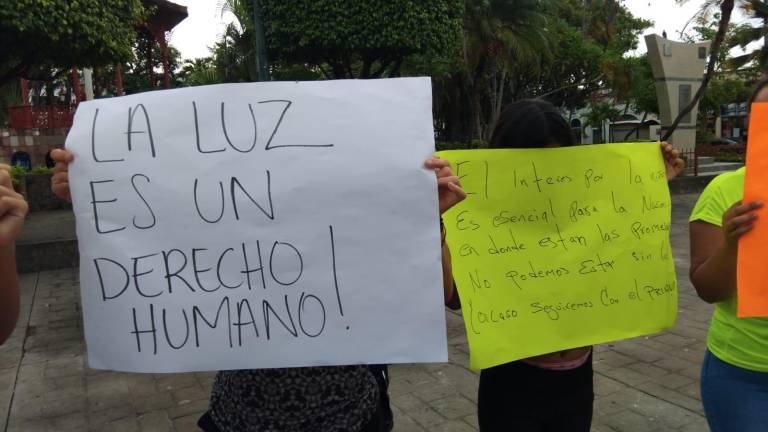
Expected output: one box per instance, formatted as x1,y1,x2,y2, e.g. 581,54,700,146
51,148,465,431
459,99,684,432
689,76,768,432
0,163,28,345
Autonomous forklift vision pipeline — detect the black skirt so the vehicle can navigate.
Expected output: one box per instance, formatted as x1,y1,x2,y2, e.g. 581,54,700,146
478,353,594,432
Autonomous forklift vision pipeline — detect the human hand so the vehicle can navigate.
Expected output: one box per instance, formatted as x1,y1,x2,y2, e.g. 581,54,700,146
425,156,466,214
51,149,74,203
722,200,763,248
661,141,685,180
0,165,28,249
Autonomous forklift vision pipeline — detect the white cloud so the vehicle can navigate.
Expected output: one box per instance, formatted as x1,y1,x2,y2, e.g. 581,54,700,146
624,0,755,55
169,1,233,60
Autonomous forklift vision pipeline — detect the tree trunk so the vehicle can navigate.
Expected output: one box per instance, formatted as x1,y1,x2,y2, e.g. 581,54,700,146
437,73,473,143
485,69,507,141
473,94,484,141
661,0,734,141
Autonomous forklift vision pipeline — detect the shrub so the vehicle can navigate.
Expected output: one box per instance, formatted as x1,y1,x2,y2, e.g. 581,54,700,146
10,165,52,188
30,166,53,175
696,143,746,157
713,154,746,163
9,165,26,188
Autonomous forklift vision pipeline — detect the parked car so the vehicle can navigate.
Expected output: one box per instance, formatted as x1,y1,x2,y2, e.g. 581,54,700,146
708,137,743,146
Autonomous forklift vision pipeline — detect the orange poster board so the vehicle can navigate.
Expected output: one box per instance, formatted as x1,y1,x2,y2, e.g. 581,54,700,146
738,102,768,317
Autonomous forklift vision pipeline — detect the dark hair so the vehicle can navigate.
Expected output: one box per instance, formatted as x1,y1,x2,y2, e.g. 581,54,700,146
489,99,575,149
749,75,768,108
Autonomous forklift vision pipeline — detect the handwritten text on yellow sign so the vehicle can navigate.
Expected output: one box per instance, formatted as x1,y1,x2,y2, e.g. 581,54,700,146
439,143,677,370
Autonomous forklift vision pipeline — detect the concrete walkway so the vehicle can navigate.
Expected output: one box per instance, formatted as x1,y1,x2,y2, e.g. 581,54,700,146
1,194,712,431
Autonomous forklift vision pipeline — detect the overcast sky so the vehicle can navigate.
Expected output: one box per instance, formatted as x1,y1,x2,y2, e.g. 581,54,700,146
169,0,754,61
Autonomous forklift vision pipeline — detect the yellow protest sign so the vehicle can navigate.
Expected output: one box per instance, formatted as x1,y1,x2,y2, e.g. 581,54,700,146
438,143,677,370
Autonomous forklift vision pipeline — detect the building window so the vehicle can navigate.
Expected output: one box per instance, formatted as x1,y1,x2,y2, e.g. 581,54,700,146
679,84,692,124
698,47,707,59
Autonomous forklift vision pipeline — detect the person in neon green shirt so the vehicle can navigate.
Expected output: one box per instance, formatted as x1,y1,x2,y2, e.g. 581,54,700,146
689,76,768,432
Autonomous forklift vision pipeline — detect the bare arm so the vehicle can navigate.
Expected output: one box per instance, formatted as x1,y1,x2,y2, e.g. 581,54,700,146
441,241,455,304
0,247,20,345
51,149,74,203
441,228,461,309
0,165,27,344
425,156,466,308
690,201,762,303
690,221,737,303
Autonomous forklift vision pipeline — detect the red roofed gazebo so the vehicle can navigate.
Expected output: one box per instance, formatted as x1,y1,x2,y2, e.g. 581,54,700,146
9,0,188,130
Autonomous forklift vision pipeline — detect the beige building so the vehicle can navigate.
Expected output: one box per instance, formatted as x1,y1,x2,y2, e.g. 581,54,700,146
644,34,710,151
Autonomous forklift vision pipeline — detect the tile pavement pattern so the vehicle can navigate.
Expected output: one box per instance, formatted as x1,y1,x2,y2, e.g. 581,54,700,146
1,194,712,431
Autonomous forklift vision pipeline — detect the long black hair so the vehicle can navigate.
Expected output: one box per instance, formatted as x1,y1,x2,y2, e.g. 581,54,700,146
489,99,575,149
744,75,768,137
748,74,768,108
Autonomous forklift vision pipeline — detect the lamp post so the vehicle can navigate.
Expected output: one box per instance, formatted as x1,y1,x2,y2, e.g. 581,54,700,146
252,0,270,81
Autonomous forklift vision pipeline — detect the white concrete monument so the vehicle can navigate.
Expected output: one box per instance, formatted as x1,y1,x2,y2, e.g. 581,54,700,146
644,34,710,151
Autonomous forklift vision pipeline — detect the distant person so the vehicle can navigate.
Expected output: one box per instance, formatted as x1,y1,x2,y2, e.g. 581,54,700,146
51,148,466,431
0,163,28,344
689,75,768,432
450,99,684,432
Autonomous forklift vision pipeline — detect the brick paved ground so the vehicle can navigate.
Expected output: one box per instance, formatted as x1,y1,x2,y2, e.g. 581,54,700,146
1,194,711,432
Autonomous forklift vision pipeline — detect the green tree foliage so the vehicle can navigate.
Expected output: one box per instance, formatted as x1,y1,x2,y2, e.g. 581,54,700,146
612,56,656,114
434,0,650,142
583,100,621,142
76,37,186,97
179,58,221,87
576,0,652,105
729,1,768,71
259,0,463,79
518,13,605,110
700,77,751,116
460,0,551,140
429,0,554,142
0,0,147,87
122,34,184,93
610,55,659,141
201,0,649,144
213,0,258,82
206,0,324,83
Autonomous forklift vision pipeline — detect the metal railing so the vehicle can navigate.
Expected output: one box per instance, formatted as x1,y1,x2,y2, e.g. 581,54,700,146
8,105,75,129
679,148,698,177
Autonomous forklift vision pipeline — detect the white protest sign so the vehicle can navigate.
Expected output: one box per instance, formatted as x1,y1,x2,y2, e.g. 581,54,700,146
66,78,447,373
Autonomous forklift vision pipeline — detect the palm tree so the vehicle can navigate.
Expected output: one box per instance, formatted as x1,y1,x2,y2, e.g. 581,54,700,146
180,58,221,87
213,0,257,82
729,1,768,71
462,0,552,140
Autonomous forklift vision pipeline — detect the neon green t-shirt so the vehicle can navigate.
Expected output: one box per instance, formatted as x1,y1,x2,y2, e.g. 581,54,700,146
690,167,768,372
